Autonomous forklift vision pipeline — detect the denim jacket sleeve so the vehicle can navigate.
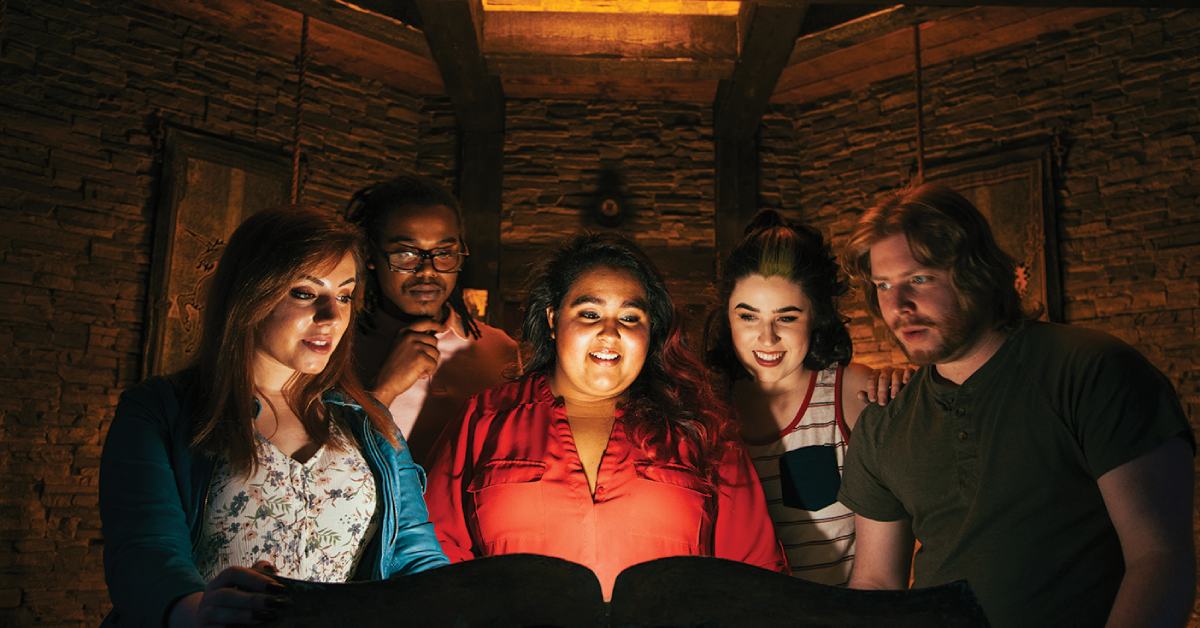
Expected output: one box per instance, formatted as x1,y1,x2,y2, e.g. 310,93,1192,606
388,449,451,578
373,426,451,577
331,391,450,579
99,378,205,627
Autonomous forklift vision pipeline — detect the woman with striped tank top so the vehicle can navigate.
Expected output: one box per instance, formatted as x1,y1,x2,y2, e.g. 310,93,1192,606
705,210,910,586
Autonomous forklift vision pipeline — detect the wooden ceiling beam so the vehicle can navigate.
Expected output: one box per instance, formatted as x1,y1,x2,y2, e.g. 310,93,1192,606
788,5,966,64
488,55,735,81
404,0,507,312
502,76,719,101
145,0,443,94
715,1,808,140
482,0,741,15
714,0,808,261
413,0,504,130
807,0,1191,7
774,6,1121,104
480,9,740,99
263,0,431,57
481,11,739,60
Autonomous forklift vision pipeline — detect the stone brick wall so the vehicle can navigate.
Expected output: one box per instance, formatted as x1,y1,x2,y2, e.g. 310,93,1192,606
761,8,1199,622
499,99,718,337
416,96,459,192
761,6,1198,414
3,1,1197,625
0,0,443,624
503,99,715,249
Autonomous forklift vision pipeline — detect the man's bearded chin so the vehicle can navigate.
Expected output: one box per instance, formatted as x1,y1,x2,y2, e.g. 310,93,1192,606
888,306,986,367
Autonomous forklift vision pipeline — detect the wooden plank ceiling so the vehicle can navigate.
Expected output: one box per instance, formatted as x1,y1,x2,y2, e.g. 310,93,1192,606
158,0,1127,105
144,0,443,95
481,0,741,101
774,5,1122,104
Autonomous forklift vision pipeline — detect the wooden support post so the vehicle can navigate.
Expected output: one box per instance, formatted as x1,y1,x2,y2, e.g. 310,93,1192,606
410,0,506,322
715,134,759,267
713,0,807,265
458,121,505,311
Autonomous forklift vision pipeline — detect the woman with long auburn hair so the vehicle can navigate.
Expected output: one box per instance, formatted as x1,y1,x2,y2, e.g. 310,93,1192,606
100,207,447,628
424,233,786,599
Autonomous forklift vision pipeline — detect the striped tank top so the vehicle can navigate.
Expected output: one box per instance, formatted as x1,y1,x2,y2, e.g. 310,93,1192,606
745,365,854,585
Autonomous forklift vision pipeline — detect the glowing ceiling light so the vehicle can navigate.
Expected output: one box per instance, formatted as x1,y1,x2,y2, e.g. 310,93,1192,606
481,0,741,16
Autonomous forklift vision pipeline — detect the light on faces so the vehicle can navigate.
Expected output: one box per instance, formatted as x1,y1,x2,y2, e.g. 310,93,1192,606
868,234,979,367
372,204,461,319
254,252,357,391
728,273,813,389
547,267,651,405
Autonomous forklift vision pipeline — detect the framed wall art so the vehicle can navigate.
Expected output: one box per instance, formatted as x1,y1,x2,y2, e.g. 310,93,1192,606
142,126,291,377
925,140,1063,322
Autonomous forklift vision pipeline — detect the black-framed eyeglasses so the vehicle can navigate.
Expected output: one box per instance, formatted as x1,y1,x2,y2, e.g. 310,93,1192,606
378,242,469,273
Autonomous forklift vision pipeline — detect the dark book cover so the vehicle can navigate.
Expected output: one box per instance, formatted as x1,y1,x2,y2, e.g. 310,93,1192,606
267,554,988,627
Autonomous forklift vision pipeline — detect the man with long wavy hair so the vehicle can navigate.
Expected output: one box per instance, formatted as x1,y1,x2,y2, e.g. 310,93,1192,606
837,184,1193,627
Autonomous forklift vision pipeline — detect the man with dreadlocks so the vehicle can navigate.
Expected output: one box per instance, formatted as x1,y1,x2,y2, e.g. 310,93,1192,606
346,174,518,465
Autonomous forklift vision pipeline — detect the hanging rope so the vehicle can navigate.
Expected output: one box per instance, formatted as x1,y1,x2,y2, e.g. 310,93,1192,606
290,13,310,205
913,22,926,183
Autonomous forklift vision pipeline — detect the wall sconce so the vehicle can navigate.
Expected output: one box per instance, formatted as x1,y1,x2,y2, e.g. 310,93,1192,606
463,288,489,320
592,166,627,228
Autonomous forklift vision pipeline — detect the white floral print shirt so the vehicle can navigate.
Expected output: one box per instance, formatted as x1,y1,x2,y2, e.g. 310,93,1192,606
194,428,378,583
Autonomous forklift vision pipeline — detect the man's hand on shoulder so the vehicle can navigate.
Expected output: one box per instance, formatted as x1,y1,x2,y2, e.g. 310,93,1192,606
857,364,917,407
843,362,916,432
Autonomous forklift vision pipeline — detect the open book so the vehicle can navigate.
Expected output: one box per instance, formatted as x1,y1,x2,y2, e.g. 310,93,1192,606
269,554,987,627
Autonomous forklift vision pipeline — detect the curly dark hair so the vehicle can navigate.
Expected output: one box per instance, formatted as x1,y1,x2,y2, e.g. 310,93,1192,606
343,173,480,339
705,210,853,384
521,233,737,473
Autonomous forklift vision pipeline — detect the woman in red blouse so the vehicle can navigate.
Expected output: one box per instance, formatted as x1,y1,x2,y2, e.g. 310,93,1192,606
424,234,786,598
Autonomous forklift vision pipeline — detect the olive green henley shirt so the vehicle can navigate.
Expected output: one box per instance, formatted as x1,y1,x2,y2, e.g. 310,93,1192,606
839,321,1192,627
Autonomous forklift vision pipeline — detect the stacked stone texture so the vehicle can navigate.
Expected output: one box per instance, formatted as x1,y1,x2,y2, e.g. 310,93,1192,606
416,97,459,193
503,100,715,249
0,0,446,624
760,8,1198,420
501,100,719,336
2,0,1198,625
760,10,1199,623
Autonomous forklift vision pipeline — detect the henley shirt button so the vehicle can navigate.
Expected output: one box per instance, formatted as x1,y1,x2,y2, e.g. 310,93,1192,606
957,430,969,441
955,407,966,416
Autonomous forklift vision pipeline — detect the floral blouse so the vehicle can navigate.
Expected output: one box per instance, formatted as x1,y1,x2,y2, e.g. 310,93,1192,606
194,428,378,583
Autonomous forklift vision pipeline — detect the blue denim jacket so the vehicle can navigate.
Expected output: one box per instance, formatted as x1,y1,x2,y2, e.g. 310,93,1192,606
99,374,448,626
